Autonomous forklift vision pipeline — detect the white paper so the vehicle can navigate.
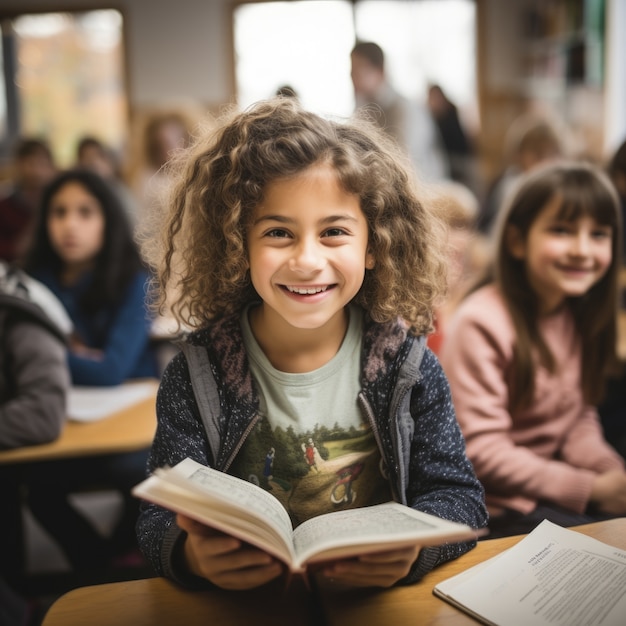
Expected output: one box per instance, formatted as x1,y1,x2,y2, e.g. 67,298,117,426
67,382,157,422
434,519,626,626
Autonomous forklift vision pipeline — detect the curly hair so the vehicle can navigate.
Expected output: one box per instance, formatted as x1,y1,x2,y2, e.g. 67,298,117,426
140,97,447,334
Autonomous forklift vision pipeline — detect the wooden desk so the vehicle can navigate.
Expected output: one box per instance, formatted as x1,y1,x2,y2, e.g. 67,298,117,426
0,381,159,578
0,381,158,465
42,576,319,626
41,518,626,626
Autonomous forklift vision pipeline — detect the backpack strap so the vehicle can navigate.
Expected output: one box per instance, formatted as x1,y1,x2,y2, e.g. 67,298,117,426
178,342,221,465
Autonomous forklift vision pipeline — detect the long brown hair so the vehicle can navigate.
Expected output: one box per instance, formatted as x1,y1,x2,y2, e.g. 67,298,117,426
492,161,622,411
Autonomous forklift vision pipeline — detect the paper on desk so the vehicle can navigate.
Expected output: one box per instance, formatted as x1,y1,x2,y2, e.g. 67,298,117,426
433,519,626,626
67,382,157,422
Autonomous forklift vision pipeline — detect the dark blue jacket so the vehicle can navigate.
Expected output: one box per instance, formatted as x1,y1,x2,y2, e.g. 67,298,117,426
137,310,487,587
34,268,157,385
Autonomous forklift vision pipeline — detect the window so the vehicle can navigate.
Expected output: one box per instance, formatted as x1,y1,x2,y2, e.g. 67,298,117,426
233,0,476,122
234,1,355,118
0,9,127,168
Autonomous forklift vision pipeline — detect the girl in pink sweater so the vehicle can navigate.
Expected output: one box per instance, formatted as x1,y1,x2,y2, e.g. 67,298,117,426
440,161,626,538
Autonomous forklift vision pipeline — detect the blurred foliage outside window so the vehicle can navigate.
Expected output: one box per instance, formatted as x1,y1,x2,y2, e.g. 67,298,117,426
2,10,127,169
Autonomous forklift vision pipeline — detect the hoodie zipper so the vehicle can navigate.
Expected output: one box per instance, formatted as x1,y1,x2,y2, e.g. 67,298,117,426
222,413,261,472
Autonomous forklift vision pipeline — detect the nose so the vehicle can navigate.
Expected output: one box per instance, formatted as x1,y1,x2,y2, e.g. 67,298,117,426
570,232,591,256
289,238,324,273
58,212,79,233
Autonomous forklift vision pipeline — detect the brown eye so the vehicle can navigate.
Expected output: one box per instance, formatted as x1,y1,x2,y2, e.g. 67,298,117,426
265,228,290,238
323,228,347,237
591,228,611,240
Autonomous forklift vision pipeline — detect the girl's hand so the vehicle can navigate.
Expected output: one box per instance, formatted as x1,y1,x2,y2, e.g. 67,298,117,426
177,514,283,590
590,470,626,515
321,545,421,589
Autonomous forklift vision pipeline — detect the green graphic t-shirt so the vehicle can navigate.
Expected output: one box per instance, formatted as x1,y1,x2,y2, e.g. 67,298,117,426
231,305,392,527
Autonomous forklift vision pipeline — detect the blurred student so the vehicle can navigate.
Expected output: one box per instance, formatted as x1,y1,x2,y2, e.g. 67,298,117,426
427,84,481,196
24,168,157,385
440,161,626,539
0,261,71,587
76,135,138,228
0,137,57,263
478,114,564,235
136,97,486,591
350,41,448,182
426,181,488,355
0,261,71,450
129,110,193,229
21,169,157,570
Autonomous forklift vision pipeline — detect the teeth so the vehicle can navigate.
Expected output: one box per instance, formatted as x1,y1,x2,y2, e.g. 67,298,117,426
286,286,328,295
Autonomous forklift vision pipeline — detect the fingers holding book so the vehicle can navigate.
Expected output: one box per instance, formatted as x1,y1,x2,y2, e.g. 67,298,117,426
177,513,284,590
320,544,421,589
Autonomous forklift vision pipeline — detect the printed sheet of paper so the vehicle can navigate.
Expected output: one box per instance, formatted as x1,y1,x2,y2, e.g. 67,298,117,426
67,382,157,422
434,519,626,626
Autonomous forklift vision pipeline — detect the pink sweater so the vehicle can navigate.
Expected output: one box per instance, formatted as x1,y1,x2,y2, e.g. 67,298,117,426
439,284,624,515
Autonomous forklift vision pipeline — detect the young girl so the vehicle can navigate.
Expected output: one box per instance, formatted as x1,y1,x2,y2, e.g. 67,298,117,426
136,97,487,591
21,169,157,570
24,168,157,385
440,160,626,539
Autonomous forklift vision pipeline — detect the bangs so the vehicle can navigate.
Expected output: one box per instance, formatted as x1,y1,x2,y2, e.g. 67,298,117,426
555,175,619,228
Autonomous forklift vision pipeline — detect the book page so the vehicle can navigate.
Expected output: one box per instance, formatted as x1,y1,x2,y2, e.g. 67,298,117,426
145,459,297,561
158,460,294,536
434,519,626,626
67,382,157,422
293,502,476,568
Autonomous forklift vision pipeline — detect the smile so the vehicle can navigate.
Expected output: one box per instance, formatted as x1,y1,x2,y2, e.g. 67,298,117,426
557,265,593,274
284,285,330,295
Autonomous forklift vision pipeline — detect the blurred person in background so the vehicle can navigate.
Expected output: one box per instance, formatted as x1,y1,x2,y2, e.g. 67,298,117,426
76,135,138,229
478,113,564,236
21,169,157,571
0,261,71,611
128,110,193,230
440,162,625,538
0,260,71,451
350,41,448,183
24,168,157,386
0,138,57,264
427,83,482,197
426,181,489,355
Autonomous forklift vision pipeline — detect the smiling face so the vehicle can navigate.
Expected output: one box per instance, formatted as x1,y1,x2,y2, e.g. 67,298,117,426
247,163,373,343
508,193,613,314
47,181,105,274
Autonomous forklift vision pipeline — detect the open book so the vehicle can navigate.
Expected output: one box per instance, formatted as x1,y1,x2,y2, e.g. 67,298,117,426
433,519,626,626
132,457,479,574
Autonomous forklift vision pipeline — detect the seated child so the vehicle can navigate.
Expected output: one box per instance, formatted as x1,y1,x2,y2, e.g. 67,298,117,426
136,97,487,590
440,161,626,538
